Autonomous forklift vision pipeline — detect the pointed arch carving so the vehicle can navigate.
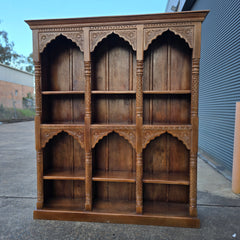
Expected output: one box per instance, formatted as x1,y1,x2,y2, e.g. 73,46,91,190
142,126,191,150
91,128,136,149
144,26,193,51
41,128,84,149
39,31,84,53
90,29,137,52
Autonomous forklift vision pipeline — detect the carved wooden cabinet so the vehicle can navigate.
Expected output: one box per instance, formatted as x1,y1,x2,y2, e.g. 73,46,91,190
26,10,208,228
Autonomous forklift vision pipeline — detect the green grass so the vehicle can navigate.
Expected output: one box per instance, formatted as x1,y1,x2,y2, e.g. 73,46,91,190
0,106,35,122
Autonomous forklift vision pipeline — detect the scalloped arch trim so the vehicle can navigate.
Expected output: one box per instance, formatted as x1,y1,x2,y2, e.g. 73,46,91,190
41,130,84,149
91,130,136,150
90,30,137,52
39,32,84,53
144,27,193,51
142,130,190,150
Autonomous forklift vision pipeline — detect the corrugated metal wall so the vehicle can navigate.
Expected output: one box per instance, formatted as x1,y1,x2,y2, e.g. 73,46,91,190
190,0,240,172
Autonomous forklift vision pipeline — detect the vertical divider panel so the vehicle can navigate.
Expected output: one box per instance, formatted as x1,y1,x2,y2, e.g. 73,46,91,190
136,25,144,214
84,27,92,211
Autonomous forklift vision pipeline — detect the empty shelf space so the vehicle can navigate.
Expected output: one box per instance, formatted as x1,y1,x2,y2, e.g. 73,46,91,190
42,91,85,95
93,171,136,183
144,201,189,217
93,200,136,214
92,90,136,94
44,198,85,211
43,169,85,180
143,90,191,94
143,172,189,185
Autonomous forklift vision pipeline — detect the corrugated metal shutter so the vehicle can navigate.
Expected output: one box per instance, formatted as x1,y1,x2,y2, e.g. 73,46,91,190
190,0,240,172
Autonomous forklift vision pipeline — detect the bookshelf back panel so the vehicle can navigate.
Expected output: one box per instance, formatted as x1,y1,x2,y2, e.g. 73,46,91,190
41,35,84,91
143,95,190,124
42,95,85,123
92,34,136,91
93,132,136,172
143,133,189,174
143,30,192,91
43,132,85,172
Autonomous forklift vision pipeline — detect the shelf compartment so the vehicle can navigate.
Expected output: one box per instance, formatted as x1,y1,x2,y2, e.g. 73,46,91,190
143,201,189,217
92,95,136,124
143,172,189,185
42,95,85,124
44,180,85,211
143,94,191,125
93,170,136,183
92,90,136,94
93,199,136,214
42,91,84,95
143,90,191,94
44,198,85,211
43,169,85,180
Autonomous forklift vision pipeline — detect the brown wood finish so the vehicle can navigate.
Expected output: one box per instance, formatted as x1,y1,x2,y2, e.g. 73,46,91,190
26,10,208,228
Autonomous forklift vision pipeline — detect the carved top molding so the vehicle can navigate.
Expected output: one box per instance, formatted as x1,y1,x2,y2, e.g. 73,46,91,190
39,31,84,53
144,25,194,50
40,127,84,149
90,29,137,52
142,126,192,150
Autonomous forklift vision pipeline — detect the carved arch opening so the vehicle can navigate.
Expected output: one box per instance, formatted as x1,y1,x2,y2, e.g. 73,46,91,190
92,131,136,173
143,132,189,174
43,131,85,173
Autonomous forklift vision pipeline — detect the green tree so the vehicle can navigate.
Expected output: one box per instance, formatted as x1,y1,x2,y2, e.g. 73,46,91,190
0,24,34,73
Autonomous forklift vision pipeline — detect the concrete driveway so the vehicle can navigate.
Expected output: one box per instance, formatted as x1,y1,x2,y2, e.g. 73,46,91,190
0,121,240,240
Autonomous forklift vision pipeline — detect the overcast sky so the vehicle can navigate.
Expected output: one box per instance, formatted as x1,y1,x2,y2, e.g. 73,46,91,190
0,0,168,57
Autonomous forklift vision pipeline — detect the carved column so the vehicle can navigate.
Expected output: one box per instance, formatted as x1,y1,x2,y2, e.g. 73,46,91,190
36,150,43,208
84,61,92,211
190,58,200,216
136,60,143,214
34,61,44,209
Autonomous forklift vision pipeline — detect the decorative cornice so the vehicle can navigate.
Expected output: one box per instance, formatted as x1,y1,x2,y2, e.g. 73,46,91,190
39,31,84,53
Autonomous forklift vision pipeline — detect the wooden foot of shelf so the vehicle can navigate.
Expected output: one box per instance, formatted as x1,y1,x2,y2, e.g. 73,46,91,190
33,209,200,228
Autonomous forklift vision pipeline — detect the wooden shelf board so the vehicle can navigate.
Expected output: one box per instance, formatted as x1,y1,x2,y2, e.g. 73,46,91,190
93,199,136,214
143,90,191,94
91,124,136,128
43,169,85,180
44,198,85,211
42,91,85,95
41,122,85,126
143,201,190,217
92,90,136,94
143,172,189,185
93,171,136,182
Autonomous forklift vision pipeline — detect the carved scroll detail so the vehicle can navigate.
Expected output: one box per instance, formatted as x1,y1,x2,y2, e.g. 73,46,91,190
191,58,200,117
90,29,137,52
142,126,191,150
41,128,84,149
91,128,136,149
144,26,193,50
39,31,84,52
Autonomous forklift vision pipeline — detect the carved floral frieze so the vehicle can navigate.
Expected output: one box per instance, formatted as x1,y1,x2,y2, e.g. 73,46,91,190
39,31,84,53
